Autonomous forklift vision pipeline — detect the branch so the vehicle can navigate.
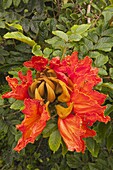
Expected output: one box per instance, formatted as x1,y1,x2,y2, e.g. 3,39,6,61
87,0,93,23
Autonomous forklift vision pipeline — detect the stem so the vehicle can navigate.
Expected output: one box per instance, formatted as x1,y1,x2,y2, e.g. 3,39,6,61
11,110,21,115
0,104,11,108
57,0,61,17
61,47,67,60
78,5,84,15
51,114,57,119
92,13,102,27
86,0,93,23
36,138,43,152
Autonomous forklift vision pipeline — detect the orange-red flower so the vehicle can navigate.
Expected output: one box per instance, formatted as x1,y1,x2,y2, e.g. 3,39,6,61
71,88,110,126
58,114,96,153
2,70,33,100
14,98,50,152
2,51,110,153
24,56,48,71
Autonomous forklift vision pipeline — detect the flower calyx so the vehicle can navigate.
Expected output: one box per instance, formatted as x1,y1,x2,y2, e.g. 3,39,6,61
28,68,71,104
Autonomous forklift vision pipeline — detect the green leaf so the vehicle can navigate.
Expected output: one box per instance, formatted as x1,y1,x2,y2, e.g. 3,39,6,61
105,104,113,116
109,68,113,79
8,70,18,77
71,24,90,34
3,123,8,134
11,119,20,125
53,40,66,49
15,43,31,53
0,48,9,56
52,30,68,42
108,156,113,170
43,48,52,58
95,43,113,52
70,13,78,20
68,34,82,42
80,38,94,54
8,131,15,145
98,68,108,76
0,56,5,64
45,37,59,45
10,100,24,110
0,119,4,128
15,131,22,141
0,20,5,28
92,2,101,12
98,37,113,43
107,131,113,151
52,50,62,57
61,140,68,156
8,98,16,104
84,38,94,50
13,0,21,7
94,122,110,143
96,158,109,169
21,18,30,33
86,138,99,157
49,129,61,152
66,154,82,168
101,0,107,4
102,82,113,90
42,122,57,138
0,97,4,106
102,28,113,37
56,24,66,31
2,0,12,9
102,11,113,22
9,125,17,135
30,21,39,34
109,58,113,67
88,163,99,170
63,0,68,4
4,32,36,46
94,37,113,51
88,32,98,43
6,22,23,31
109,0,113,4
94,55,108,67
62,3,74,9
32,44,42,56
22,0,29,3
89,51,100,59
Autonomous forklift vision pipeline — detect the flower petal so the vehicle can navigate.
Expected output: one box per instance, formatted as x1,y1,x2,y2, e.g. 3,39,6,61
55,102,73,119
14,98,50,152
74,73,101,92
2,70,33,100
49,56,69,84
18,70,33,84
24,56,48,71
58,114,95,153
71,89,110,126
57,80,70,102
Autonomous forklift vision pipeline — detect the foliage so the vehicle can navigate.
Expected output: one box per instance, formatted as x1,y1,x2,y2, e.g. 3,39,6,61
0,0,113,169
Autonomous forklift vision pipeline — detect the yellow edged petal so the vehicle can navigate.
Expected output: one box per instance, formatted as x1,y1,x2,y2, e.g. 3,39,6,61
43,77,55,90
46,83,55,102
37,81,45,97
35,88,43,100
58,81,70,102
56,102,74,119
29,79,38,93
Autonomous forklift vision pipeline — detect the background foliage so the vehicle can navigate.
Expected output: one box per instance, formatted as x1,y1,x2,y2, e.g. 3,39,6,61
0,0,113,169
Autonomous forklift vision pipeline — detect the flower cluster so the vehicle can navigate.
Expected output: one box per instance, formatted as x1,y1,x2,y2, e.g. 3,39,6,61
2,52,110,153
